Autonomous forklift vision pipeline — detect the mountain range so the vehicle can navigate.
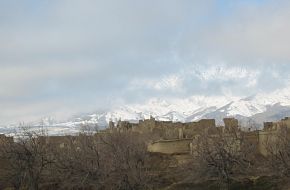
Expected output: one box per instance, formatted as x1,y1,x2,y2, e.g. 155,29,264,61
2,86,290,135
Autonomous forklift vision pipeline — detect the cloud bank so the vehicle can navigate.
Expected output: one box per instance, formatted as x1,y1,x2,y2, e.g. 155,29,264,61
1,0,290,124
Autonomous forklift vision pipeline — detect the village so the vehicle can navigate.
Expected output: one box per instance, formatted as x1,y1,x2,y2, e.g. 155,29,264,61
1,116,290,158
109,116,290,156
1,117,290,189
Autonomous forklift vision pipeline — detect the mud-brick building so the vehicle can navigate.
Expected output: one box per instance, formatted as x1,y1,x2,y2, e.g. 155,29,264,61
147,119,217,155
223,118,239,128
256,117,290,156
182,119,215,138
148,138,193,155
107,116,216,139
107,116,290,158
263,117,290,131
38,134,102,150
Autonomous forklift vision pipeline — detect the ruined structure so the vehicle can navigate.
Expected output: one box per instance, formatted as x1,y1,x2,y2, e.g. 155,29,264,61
1,117,290,158
113,116,290,157
263,117,290,131
106,117,217,155
148,138,193,154
108,117,216,140
256,117,290,156
223,118,239,129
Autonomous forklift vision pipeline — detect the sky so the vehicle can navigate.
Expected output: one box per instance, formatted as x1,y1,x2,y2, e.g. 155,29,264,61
1,0,290,124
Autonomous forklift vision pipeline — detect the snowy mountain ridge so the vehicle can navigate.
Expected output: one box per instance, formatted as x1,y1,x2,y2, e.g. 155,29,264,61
54,86,290,128
2,86,290,135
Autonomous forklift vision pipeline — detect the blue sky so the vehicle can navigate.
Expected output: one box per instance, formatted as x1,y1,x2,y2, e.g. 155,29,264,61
1,0,290,124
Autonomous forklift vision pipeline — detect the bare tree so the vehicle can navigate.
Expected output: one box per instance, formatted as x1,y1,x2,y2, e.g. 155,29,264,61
101,131,153,190
265,126,290,177
51,134,106,189
0,125,169,189
0,126,54,190
194,127,256,190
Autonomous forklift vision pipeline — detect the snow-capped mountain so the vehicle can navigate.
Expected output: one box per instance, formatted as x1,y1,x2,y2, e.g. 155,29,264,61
3,86,290,135
52,86,290,129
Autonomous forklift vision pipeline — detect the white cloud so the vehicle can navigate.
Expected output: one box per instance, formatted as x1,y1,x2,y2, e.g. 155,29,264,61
195,65,260,82
129,74,184,91
193,0,290,62
1,0,290,124
0,63,96,97
246,78,257,88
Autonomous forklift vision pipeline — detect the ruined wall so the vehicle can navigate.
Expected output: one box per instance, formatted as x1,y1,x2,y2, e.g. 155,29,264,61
117,121,132,132
281,117,290,128
263,117,290,132
263,122,274,131
148,139,193,154
257,117,290,156
134,119,183,139
197,119,215,128
139,116,156,129
183,122,200,138
257,131,277,156
109,117,217,140
223,118,239,129
110,117,290,157
257,129,290,156
160,122,182,139
244,131,259,154
182,119,216,138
